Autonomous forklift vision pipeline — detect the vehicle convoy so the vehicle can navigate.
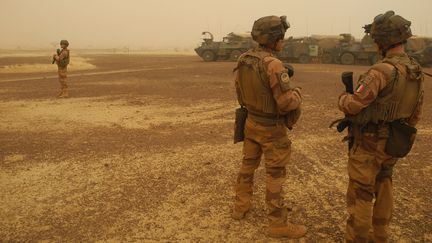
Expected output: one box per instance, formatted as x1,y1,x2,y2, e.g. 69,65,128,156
195,29,432,65
194,31,256,62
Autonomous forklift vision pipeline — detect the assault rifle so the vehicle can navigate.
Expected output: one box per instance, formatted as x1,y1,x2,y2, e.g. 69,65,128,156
52,48,61,64
283,63,295,77
330,72,354,150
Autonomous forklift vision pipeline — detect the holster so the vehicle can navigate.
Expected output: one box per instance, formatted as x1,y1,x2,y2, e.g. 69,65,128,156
234,107,248,144
385,119,417,158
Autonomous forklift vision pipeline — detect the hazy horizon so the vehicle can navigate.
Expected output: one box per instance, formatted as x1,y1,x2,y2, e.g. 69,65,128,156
1,0,431,49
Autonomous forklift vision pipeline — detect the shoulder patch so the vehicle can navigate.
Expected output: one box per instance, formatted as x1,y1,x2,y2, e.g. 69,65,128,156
356,84,365,93
355,73,374,94
277,71,291,92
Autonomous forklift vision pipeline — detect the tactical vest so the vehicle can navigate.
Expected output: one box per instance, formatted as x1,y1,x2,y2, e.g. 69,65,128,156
235,48,279,120
350,54,423,125
58,49,70,68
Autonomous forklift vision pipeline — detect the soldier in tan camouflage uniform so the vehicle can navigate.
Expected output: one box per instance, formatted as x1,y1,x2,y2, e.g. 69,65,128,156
338,11,424,242
53,39,70,98
232,15,306,239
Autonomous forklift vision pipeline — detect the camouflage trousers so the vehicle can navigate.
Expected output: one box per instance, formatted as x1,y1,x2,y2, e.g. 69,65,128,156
234,118,291,226
346,126,397,243
58,68,68,91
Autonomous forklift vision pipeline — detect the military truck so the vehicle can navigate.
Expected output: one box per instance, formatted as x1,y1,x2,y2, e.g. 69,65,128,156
277,36,319,63
194,32,256,62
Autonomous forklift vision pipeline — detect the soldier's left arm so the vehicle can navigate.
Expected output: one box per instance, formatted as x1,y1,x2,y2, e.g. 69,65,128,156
265,57,302,113
338,65,392,115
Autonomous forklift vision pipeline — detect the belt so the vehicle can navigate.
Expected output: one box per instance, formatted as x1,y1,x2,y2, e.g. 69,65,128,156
248,113,285,126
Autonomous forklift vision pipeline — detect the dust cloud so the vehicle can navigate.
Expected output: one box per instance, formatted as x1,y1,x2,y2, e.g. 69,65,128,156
0,0,431,50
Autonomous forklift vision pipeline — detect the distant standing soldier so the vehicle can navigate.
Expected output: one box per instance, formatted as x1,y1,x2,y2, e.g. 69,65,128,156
232,15,306,238
53,39,70,98
338,11,424,242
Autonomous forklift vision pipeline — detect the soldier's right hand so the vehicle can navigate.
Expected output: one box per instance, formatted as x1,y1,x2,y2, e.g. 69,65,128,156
293,87,303,100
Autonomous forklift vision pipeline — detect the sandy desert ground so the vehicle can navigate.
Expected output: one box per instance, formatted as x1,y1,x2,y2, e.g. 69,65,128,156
0,51,431,242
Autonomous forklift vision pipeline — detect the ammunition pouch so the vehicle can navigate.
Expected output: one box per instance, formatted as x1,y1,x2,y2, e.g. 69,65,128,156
234,107,248,143
385,119,417,158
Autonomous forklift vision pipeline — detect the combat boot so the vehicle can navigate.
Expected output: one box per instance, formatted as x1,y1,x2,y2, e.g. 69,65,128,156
59,90,69,98
267,222,307,238
57,90,64,97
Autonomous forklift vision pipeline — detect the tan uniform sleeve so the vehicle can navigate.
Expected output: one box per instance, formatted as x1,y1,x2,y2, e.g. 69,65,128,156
264,57,302,113
338,64,393,115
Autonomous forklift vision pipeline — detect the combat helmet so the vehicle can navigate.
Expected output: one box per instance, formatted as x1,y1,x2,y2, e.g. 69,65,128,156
60,39,69,47
251,16,290,45
370,11,412,50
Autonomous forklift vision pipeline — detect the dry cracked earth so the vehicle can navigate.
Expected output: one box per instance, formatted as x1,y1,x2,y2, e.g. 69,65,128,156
0,51,431,242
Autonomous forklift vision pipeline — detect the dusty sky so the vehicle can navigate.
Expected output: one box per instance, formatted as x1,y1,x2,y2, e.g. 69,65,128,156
1,0,431,49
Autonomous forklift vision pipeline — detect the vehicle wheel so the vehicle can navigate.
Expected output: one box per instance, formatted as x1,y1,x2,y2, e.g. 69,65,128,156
369,54,380,65
321,52,333,63
298,54,310,64
229,50,242,61
202,51,216,62
340,52,355,65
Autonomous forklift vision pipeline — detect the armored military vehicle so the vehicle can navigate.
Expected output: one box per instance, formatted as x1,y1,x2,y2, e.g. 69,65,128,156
406,36,432,54
320,32,379,65
339,33,379,65
277,36,319,63
410,45,432,66
311,35,340,63
194,32,256,62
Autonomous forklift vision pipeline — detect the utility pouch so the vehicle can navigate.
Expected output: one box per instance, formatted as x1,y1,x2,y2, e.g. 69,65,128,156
385,120,417,158
234,107,248,144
